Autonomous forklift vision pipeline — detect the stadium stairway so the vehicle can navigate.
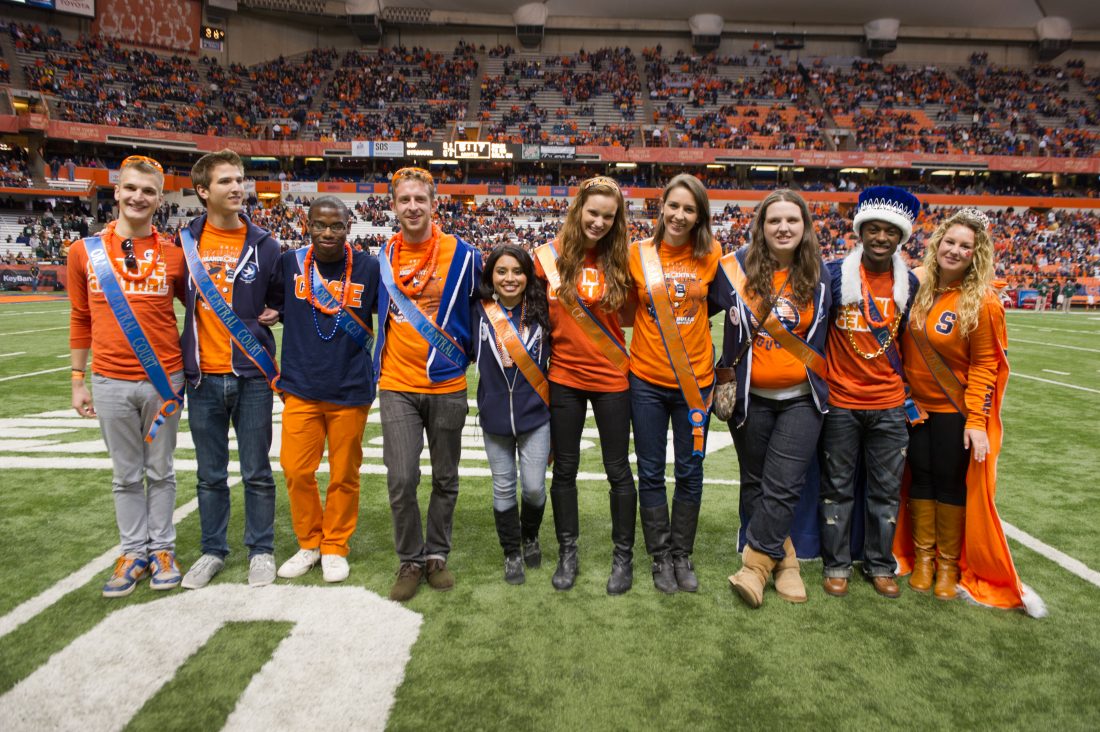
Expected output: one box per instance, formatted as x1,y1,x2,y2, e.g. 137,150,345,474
0,34,27,89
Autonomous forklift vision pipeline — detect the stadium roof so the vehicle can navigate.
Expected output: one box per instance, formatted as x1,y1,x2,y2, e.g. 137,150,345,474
394,1,1100,31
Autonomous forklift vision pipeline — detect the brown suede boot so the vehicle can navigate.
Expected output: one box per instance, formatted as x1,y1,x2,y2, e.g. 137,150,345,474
934,503,966,600
773,537,807,603
728,545,778,609
908,499,937,593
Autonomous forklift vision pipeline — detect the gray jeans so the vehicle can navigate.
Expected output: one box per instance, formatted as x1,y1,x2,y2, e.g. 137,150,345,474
819,405,909,578
482,421,551,511
379,389,468,564
93,371,185,556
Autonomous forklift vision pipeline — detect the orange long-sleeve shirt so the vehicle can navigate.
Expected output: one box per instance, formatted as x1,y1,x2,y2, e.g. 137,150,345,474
902,290,1003,431
68,231,186,380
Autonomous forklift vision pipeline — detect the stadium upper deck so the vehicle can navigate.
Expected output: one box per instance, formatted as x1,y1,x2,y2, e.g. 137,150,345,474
5,21,1099,160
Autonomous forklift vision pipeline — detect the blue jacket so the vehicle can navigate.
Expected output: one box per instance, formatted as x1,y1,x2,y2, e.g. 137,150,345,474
474,301,551,436
275,247,380,406
711,247,832,427
373,234,482,386
179,213,282,384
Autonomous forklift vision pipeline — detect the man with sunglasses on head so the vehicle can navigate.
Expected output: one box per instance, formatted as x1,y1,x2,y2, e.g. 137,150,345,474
377,167,482,601
69,154,189,597
178,149,283,590
262,196,380,583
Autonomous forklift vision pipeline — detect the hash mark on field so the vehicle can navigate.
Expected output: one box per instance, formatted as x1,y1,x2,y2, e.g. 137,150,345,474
0,366,69,382
0,308,70,318
1004,522,1100,589
1009,322,1100,336
0,352,26,358
1042,369,1070,376
1011,372,1100,394
0,326,68,336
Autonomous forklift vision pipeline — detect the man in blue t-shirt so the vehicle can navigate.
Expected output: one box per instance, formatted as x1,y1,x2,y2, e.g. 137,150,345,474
263,195,380,583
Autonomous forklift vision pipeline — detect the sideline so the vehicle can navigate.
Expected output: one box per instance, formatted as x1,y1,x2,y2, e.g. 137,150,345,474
1003,522,1100,589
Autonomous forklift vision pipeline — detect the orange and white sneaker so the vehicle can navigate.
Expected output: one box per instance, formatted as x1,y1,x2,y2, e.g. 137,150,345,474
102,553,149,598
149,550,182,591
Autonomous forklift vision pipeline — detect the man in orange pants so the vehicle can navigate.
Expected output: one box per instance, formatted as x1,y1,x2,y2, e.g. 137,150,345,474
264,196,379,582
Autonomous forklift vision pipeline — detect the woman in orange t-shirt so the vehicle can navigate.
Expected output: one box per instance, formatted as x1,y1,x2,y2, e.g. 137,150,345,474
718,190,832,609
895,209,1043,615
532,176,634,594
627,174,720,594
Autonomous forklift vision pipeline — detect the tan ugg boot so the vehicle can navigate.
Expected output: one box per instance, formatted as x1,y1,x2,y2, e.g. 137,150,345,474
934,503,966,600
908,499,937,593
773,537,807,603
728,545,778,609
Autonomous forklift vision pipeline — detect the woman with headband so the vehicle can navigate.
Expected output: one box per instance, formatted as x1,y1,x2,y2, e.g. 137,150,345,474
894,208,1045,616
533,176,636,594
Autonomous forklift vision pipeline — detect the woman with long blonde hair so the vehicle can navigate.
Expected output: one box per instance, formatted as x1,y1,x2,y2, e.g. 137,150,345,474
895,208,1044,615
532,176,635,593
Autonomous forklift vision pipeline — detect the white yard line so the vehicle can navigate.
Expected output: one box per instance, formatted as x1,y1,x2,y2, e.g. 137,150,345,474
1008,322,1100,336
0,326,68,336
0,309,70,318
0,366,69,382
0,482,235,641
1003,522,1100,589
1012,338,1100,354
0,352,27,358
1010,372,1100,395
1041,369,1070,376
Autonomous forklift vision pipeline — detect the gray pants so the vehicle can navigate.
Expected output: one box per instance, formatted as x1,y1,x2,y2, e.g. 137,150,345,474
379,389,468,564
93,371,184,556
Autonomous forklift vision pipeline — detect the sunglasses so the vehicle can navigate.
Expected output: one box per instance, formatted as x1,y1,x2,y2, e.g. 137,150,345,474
120,238,137,271
121,155,164,173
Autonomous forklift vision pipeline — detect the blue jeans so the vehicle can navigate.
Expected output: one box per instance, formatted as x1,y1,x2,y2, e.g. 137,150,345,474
819,405,908,578
187,375,276,559
629,374,710,509
483,422,551,511
730,394,822,560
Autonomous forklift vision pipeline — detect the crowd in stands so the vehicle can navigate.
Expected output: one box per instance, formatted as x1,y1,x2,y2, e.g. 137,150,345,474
1,150,31,188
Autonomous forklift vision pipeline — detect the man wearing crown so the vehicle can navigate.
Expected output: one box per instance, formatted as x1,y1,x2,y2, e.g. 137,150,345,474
818,186,922,599
69,155,189,598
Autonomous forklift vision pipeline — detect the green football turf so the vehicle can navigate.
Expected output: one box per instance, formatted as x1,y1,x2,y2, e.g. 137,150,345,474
0,298,1098,730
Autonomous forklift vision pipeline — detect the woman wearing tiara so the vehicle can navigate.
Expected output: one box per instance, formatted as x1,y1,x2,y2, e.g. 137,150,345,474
893,208,1045,616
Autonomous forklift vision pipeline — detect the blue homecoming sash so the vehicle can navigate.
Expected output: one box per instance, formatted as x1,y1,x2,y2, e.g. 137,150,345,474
293,247,375,352
84,236,182,443
179,229,280,388
864,288,923,423
378,246,468,371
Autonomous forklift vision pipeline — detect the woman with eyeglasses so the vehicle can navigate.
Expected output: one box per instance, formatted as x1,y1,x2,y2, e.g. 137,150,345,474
533,176,636,594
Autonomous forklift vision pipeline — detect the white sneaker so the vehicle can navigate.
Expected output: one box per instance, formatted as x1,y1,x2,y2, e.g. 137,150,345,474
248,553,276,587
277,548,321,579
321,554,349,583
181,554,224,590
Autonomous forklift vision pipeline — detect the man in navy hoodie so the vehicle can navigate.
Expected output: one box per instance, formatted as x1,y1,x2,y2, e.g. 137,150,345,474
178,149,283,590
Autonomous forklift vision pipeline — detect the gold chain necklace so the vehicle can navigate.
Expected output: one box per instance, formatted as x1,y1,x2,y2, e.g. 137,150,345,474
844,304,903,360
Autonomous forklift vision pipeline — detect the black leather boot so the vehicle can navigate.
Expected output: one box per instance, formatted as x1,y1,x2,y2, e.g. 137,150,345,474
520,498,546,569
493,506,524,585
671,499,701,592
551,488,579,591
606,492,636,595
640,504,677,594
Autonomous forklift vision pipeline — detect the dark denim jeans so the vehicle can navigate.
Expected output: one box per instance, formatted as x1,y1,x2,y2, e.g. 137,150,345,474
549,382,634,498
187,375,276,559
629,374,711,509
819,405,908,578
730,393,823,560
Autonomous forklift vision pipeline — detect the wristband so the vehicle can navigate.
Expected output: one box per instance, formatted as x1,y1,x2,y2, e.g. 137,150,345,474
72,370,86,381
